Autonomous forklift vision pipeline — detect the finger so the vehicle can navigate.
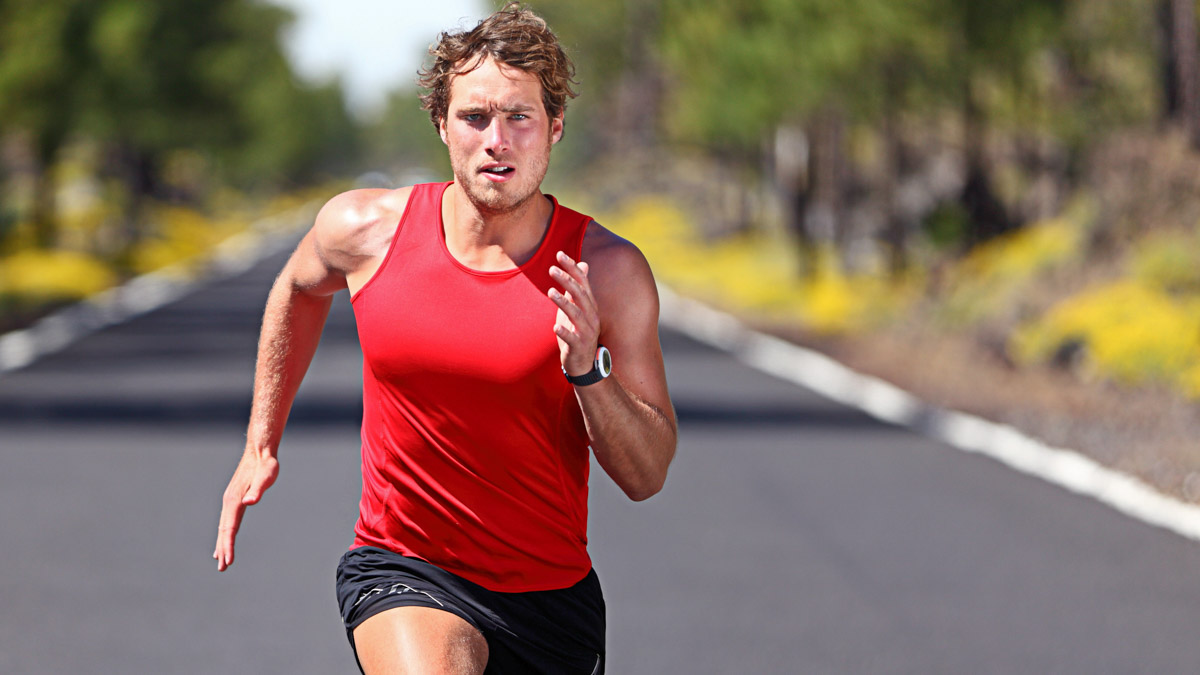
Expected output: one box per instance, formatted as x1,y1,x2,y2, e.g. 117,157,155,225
552,305,578,336
548,288,594,334
553,252,596,295
554,321,588,350
549,266,597,316
553,306,578,335
216,510,241,565
548,274,597,325
215,531,231,571
216,493,248,571
552,253,594,292
216,516,239,571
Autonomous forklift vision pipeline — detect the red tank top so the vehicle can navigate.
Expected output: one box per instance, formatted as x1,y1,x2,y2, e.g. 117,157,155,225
349,182,593,592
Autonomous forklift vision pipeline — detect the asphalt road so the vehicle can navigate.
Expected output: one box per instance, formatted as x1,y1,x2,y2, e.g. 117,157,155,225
3,249,1200,674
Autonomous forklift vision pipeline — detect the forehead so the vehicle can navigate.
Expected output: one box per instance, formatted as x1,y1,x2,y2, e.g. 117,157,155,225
447,56,545,111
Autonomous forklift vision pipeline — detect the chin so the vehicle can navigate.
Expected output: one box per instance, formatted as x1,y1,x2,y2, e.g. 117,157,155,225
462,178,540,215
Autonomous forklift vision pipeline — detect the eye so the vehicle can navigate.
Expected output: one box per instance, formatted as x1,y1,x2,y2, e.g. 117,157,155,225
510,113,528,121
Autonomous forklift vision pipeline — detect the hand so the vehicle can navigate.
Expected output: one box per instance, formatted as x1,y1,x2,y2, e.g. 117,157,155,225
548,250,601,377
213,448,279,571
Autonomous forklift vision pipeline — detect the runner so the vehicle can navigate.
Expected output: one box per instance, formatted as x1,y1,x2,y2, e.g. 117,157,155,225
213,3,676,674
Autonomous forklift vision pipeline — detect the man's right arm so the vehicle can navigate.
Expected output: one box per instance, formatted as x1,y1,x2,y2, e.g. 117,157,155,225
213,190,392,571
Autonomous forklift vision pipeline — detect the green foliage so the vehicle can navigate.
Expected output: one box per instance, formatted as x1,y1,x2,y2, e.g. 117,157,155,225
652,0,1072,159
521,0,628,92
660,0,850,149
203,2,360,187
923,202,970,249
0,0,359,206
0,0,87,150
362,89,451,179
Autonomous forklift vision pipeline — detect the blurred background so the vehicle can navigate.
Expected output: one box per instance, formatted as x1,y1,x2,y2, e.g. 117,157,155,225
1,0,1199,500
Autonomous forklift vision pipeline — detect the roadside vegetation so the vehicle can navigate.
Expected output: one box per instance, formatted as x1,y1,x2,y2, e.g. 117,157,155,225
0,0,359,330
3,0,1200,496
536,0,1200,500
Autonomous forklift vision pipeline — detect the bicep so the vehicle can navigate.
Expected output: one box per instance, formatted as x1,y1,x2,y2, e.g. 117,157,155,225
597,251,675,425
279,228,347,298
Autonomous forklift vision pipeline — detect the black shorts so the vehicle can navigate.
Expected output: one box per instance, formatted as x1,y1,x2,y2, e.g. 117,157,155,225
335,546,605,674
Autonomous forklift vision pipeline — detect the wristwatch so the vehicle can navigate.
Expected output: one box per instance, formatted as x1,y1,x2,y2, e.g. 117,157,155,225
564,345,612,386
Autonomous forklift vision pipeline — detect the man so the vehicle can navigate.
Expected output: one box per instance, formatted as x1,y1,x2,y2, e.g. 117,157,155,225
213,4,676,673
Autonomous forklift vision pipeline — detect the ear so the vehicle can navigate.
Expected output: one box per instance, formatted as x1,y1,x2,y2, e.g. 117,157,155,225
438,117,449,146
550,114,564,145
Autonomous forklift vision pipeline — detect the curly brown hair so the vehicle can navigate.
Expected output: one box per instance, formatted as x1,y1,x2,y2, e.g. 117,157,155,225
418,2,578,129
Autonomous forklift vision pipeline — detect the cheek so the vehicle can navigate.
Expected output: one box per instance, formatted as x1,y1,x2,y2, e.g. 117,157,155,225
515,127,553,149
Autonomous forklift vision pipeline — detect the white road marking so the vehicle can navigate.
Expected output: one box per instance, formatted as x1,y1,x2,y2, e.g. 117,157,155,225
658,285,1200,543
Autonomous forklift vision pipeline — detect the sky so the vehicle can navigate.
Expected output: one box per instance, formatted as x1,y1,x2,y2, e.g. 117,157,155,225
266,0,487,119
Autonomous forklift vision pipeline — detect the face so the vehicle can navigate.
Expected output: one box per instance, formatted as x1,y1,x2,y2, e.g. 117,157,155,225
439,55,564,215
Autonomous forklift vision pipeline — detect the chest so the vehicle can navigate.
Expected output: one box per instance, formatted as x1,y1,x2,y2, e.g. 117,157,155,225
354,253,562,386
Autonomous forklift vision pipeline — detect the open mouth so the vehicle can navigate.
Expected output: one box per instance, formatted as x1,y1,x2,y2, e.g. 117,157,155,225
481,166,514,175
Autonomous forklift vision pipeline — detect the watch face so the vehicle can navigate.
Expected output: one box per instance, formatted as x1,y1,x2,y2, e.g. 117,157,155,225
598,346,613,377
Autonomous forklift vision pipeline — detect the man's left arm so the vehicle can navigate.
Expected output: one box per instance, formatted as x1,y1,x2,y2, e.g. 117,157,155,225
549,229,677,501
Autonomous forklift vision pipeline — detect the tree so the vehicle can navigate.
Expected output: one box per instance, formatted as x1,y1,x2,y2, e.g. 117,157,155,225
659,0,940,274
0,0,92,247
0,0,359,260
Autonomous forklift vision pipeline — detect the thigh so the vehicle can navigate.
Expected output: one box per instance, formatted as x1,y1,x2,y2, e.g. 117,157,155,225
335,547,604,674
483,570,606,674
354,606,489,675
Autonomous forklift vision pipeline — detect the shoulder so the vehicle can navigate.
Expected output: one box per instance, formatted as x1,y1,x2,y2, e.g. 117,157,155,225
581,220,653,281
312,186,415,272
314,186,414,249
580,220,659,320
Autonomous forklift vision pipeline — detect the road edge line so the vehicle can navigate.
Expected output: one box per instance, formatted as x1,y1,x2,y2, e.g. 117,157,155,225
657,284,1200,543
0,203,317,376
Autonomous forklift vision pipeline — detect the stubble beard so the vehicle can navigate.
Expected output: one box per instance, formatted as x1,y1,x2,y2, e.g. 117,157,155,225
449,139,553,217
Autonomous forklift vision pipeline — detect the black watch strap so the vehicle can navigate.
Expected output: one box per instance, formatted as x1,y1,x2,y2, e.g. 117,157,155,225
564,367,606,386
564,345,612,386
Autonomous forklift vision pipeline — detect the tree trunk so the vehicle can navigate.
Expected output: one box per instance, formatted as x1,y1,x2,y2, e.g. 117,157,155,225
961,80,1014,246
112,142,158,272
792,182,819,281
30,164,57,249
769,125,816,279
613,0,662,156
1161,1,1181,119
801,106,846,276
1171,0,1200,146
881,63,907,279
30,128,67,249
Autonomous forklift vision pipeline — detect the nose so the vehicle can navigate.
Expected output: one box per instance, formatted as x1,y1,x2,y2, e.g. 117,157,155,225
484,118,509,155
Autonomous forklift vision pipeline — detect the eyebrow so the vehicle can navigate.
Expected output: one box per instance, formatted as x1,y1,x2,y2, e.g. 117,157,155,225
456,104,536,115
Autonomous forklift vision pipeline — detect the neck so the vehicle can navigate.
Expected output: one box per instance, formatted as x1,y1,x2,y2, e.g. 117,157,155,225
441,183,553,271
